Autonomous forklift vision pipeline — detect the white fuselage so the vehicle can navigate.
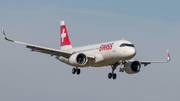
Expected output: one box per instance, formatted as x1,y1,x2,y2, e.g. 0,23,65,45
58,40,136,67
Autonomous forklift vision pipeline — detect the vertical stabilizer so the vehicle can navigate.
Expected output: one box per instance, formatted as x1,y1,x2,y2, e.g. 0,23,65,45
60,21,72,50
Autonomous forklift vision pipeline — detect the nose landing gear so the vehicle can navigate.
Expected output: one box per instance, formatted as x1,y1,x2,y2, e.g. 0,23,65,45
119,68,124,72
119,60,124,72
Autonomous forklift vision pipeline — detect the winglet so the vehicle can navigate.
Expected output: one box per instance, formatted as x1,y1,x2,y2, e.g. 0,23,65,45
2,27,14,42
167,49,171,61
2,27,6,39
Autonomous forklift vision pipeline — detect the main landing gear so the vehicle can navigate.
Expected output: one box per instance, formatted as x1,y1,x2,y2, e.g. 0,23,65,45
108,62,119,80
72,67,81,75
108,61,125,79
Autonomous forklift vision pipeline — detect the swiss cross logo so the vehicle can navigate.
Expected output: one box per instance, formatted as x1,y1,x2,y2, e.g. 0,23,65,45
60,25,71,46
61,29,66,42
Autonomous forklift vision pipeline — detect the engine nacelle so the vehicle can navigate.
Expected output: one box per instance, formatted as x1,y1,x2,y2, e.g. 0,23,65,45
69,53,88,66
124,61,141,74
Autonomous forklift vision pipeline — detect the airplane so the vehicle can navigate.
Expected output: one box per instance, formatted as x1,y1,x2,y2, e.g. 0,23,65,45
2,21,171,80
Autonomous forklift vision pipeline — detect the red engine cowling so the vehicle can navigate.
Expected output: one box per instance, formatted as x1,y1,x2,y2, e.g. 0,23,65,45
124,61,141,74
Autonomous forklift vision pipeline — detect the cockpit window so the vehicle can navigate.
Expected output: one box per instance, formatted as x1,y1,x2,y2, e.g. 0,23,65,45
120,43,134,47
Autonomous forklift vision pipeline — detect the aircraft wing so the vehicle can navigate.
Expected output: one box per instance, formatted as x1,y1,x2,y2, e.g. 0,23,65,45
128,49,171,66
2,27,95,60
139,60,169,66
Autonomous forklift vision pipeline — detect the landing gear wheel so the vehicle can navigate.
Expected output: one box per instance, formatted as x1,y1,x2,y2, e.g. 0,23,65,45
122,68,124,72
72,68,76,74
72,68,81,75
112,73,117,79
108,73,112,79
119,68,124,72
77,69,81,75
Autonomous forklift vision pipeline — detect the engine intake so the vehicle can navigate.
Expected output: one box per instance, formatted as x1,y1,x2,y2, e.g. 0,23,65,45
76,54,87,64
69,53,88,66
124,61,141,74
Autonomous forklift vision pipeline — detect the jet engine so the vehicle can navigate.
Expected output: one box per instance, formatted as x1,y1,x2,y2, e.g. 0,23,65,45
124,61,141,74
69,53,88,66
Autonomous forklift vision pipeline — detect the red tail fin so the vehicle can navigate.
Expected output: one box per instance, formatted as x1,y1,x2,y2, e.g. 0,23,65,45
60,21,72,50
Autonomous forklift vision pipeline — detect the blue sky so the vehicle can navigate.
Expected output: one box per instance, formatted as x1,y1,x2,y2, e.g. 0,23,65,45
0,0,180,101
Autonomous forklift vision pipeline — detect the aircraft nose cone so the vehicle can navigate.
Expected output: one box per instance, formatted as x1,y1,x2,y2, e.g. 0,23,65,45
129,48,136,57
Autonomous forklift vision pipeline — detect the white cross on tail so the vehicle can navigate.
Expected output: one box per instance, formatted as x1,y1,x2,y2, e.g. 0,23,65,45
61,29,66,42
